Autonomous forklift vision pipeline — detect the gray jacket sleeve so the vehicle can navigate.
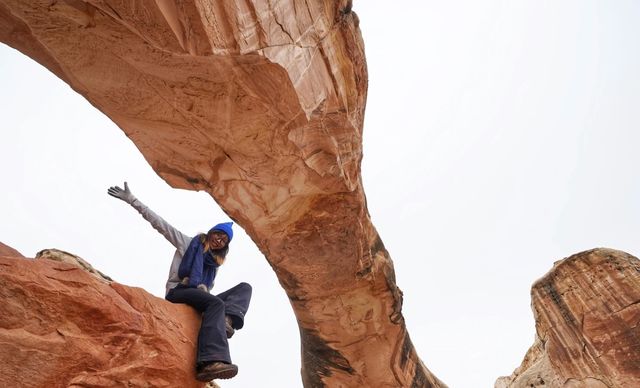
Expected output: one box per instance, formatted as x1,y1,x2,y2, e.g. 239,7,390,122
129,198,191,250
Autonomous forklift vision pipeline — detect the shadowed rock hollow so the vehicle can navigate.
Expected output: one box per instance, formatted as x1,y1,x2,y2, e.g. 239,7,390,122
0,1,444,386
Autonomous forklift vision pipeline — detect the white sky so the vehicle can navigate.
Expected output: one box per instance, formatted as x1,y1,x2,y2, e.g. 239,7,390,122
2,1,640,387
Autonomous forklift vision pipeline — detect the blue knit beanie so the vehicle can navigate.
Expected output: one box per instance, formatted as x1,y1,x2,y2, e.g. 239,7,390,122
209,222,234,242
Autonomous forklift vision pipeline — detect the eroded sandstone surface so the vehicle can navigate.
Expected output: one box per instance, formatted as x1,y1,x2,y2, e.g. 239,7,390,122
0,1,444,386
3,2,640,388
0,241,24,258
0,246,207,388
496,248,640,388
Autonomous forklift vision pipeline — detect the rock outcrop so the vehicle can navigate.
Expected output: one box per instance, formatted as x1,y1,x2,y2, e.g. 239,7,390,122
0,245,208,388
0,242,24,258
496,248,640,388
0,1,444,386
35,248,113,281
3,3,640,388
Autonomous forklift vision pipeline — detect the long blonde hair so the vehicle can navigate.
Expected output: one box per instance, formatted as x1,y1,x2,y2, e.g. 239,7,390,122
199,233,227,266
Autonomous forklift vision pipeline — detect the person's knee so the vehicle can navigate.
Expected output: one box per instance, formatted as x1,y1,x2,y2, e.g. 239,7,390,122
204,295,224,310
238,282,252,295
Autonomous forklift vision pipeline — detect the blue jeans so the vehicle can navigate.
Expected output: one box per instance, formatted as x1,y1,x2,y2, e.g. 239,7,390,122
166,282,252,364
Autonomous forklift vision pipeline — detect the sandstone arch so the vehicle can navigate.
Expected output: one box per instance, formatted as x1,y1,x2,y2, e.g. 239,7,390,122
0,1,445,386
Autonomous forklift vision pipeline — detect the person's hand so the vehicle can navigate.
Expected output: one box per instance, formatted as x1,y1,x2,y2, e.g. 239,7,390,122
107,182,136,204
197,284,208,292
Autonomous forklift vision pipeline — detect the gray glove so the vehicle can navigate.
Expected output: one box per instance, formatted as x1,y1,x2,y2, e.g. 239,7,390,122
197,284,209,293
181,277,209,293
107,182,136,204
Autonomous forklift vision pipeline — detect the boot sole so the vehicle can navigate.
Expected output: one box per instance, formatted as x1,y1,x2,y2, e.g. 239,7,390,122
196,365,238,381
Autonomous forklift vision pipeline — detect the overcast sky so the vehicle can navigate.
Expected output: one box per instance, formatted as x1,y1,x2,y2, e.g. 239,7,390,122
2,1,640,387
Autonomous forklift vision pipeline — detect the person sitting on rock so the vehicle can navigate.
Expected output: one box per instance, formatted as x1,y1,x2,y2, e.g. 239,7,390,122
107,182,251,382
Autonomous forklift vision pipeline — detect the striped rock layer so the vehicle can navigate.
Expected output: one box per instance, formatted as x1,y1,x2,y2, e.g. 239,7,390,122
496,249,640,388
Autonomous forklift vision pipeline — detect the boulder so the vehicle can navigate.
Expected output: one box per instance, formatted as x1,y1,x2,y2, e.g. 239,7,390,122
35,248,113,282
496,248,640,388
0,245,207,388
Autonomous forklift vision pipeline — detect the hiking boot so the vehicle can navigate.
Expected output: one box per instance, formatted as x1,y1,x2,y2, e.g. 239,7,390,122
225,315,235,339
196,362,238,381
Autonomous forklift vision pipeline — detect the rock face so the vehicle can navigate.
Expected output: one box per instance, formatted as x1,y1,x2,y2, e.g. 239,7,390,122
496,248,640,388
0,242,24,258
35,248,113,281
0,1,444,386
0,247,207,388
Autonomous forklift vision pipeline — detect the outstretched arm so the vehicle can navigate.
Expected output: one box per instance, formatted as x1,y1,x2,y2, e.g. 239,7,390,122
107,182,190,250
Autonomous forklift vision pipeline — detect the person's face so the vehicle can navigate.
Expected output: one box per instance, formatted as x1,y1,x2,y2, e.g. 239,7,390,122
208,231,229,249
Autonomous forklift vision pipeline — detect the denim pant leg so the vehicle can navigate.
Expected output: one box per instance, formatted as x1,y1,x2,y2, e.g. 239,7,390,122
166,286,231,364
216,282,252,329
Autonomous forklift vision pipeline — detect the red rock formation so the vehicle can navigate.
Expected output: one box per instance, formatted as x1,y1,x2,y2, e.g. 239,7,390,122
0,1,444,386
0,247,206,388
35,248,113,281
496,248,640,388
0,242,24,258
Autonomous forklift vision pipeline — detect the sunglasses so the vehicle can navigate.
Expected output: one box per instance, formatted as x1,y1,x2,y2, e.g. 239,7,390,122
209,232,229,244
